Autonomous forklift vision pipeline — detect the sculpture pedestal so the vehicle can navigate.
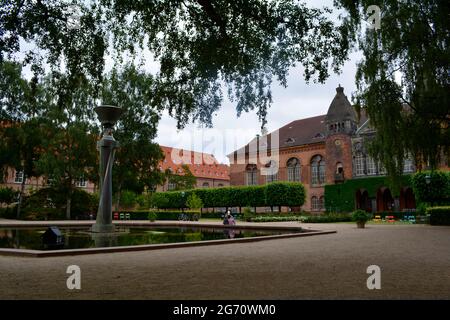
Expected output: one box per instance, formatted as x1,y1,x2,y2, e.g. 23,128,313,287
91,134,119,233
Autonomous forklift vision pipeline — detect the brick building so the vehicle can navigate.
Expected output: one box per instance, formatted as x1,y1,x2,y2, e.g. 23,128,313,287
227,85,447,213
156,146,230,191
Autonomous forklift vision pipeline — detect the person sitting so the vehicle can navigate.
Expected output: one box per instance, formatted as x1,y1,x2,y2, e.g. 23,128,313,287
227,213,236,225
223,214,229,225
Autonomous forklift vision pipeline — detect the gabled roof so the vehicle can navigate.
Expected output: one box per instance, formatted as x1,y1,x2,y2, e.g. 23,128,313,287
159,146,230,180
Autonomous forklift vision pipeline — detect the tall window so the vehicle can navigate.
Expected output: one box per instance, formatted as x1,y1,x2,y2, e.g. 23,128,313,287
354,153,365,176
311,196,319,211
14,170,24,183
167,181,176,190
366,156,376,175
266,172,278,183
378,163,387,175
287,158,301,182
246,164,258,185
403,158,415,173
311,155,325,186
319,196,325,211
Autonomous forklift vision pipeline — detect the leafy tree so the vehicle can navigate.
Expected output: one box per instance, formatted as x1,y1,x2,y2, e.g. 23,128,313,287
336,1,450,184
100,65,165,209
1,0,350,128
0,61,48,218
165,165,197,191
35,71,98,219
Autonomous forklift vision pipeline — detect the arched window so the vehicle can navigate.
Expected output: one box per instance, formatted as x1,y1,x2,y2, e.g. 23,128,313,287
311,155,325,186
287,158,301,182
246,164,258,186
202,182,210,188
311,196,319,211
336,162,343,174
403,157,415,173
319,196,325,211
354,153,365,176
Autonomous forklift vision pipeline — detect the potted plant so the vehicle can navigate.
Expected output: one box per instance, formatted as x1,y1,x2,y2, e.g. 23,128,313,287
352,210,371,228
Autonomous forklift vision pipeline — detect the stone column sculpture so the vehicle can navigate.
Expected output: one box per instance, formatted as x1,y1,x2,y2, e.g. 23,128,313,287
91,105,123,233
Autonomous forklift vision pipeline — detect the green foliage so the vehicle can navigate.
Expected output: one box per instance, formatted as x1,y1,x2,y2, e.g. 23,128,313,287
411,171,450,205
242,206,254,222
150,182,306,209
251,216,303,223
119,190,137,209
1,1,350,129
427,207,450,226
0,206,17,219
20,188,97,220
0,187,18,204
102,65,165,196
165,165,197,191
300,213,352,223
147,211,157,222
337,1,450,179
352,210,371,223
186,194,203,211
324,175,413,213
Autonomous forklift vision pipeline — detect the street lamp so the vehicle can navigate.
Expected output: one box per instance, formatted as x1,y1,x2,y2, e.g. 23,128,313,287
91,105,123,233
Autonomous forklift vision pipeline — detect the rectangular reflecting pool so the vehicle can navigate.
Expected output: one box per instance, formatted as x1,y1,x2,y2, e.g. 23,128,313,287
0,226,305,251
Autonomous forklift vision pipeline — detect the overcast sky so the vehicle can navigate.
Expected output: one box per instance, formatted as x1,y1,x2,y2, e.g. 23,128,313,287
154,0,362,164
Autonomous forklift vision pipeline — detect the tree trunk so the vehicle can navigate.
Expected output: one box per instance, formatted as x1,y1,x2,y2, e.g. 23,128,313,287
66,196,72,220
66,187,73,220
115,183,122,211
16,175,26,219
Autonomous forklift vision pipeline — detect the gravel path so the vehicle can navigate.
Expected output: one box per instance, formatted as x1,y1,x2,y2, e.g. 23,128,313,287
0,221,449,299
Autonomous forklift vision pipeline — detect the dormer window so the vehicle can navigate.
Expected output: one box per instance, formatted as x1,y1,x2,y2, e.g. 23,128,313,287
285,137,295,144
313,133,324,139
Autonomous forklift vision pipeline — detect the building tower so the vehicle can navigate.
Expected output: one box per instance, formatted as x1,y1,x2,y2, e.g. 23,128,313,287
324,85,357,184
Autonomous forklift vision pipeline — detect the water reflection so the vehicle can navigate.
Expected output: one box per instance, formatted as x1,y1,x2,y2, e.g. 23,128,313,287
0,226,302,251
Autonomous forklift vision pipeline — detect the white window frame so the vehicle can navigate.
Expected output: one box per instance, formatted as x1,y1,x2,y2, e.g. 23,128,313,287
14,170,24,184
354,154,365,176
366,156,377,176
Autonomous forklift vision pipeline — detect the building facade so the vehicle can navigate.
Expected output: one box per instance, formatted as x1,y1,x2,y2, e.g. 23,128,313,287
156,146,230,191
227,85,445,213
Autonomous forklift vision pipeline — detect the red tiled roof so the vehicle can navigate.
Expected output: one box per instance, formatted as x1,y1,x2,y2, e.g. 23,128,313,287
159,146,230,181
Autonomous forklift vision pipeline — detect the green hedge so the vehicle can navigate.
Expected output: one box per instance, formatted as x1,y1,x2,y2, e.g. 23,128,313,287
150,182,306,209
324,175,413,213
251,216,303,222
115,210,224,220
427,207,450,226
300,214,352,223
412,171,450,205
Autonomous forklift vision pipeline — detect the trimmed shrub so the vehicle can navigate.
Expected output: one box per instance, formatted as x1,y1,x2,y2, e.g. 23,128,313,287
300,214,352,223
149,182,306,209
412,171,450,205
242,206,254,222
251,216,303,222
427,207,450,226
